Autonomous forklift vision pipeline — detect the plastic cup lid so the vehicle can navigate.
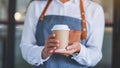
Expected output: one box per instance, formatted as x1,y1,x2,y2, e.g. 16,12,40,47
51,24,70,31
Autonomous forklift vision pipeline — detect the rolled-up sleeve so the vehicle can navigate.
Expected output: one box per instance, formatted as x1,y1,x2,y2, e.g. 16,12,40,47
20,2,49,66
72,4,105,67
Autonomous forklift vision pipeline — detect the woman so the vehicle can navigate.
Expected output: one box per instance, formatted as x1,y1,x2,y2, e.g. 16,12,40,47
20,0,105,68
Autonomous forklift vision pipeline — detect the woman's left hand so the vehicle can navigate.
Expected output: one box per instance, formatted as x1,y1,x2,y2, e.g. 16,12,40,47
54,42,81,57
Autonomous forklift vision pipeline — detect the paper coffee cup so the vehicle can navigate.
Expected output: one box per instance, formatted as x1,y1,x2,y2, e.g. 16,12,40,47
51,24,70,50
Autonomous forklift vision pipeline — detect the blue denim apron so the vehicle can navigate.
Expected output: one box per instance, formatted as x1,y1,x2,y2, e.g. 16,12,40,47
34,15,87,68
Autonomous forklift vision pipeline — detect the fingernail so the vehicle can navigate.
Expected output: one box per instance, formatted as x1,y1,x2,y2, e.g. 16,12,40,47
54,50,58,53
54,47,57,49
53,34,55,36
67,47,69,50
56,40,59,43
56,44,59,46
50,50,53,53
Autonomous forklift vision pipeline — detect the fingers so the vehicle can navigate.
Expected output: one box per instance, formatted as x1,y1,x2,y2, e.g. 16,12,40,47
48,33,56,39
43,34,81,58
46,42,59,48
46,33,59,48
48,39,59,45
66,44,76,50
42,46,57,59
55,49,76,56
48,47,57,53
54,42,81,57
66,42,80,53
42,33,60,59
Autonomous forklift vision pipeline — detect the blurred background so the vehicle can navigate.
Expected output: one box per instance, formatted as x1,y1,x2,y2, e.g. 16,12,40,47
0,0,119,68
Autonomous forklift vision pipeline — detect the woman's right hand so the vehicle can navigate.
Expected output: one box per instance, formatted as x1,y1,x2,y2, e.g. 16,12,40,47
42,34,59,59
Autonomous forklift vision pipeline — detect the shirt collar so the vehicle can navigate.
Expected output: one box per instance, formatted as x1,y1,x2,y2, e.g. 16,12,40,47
55,0,89,7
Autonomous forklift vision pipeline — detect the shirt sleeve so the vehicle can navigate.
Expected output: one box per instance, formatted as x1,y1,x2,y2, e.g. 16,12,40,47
20,1,49,66
71,4,105,67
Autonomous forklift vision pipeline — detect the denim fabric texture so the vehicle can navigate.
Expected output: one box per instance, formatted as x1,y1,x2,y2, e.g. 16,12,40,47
34,15,87,68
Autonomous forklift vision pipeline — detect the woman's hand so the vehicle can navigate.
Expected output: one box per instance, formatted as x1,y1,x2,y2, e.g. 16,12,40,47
42,34,59,59
55,42,81,57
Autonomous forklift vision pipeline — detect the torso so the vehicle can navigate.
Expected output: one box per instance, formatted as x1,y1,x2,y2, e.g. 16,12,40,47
31,0,102,68
31,0,101,38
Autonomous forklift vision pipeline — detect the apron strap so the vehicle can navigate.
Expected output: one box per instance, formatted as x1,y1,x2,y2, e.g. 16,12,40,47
80,0,87,39
39,0,87,39
39,0,52,20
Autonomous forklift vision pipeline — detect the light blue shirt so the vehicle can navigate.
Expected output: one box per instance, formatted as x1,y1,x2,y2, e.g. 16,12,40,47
20,0,105,67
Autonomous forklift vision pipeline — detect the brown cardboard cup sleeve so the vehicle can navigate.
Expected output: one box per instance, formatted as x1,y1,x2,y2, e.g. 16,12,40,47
69,30,81,44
